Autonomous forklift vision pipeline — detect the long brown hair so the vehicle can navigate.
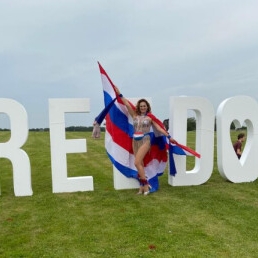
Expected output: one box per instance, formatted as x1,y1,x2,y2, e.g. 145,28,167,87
135,99,151,115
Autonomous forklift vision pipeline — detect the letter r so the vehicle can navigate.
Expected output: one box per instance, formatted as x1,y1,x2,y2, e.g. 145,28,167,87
0,98,32,196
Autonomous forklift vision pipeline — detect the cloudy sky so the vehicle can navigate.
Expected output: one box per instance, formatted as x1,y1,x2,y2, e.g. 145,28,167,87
1,0,258,129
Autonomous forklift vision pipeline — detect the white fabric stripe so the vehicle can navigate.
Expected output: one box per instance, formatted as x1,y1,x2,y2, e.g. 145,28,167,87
101,75,116,99
105,130,136,169
145,159,166,179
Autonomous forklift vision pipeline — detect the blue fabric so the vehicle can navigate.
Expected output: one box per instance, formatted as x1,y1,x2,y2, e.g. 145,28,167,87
95,97,117,125
169,145,177,176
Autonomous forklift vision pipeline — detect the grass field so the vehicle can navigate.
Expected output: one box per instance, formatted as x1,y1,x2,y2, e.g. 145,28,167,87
0,131,257,258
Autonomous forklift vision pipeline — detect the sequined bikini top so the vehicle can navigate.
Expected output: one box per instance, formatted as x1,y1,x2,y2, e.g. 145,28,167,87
133,115,151,134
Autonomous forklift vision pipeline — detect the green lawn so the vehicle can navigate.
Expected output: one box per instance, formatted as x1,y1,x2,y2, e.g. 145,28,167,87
0,131,257,258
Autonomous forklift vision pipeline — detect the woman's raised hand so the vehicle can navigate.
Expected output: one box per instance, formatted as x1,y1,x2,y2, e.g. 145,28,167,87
114,85,120,95
169,138,177,144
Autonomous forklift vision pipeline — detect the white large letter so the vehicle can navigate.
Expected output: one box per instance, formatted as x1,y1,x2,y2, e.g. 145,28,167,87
0,98,32,196
168,96,215,186
49,98,93,193
216,96,258,182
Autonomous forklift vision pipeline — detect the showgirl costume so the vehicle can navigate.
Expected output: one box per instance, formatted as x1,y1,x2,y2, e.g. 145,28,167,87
132,115,152,155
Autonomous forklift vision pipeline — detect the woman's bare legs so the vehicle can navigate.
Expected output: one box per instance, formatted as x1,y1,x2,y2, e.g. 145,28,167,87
134,141,150,194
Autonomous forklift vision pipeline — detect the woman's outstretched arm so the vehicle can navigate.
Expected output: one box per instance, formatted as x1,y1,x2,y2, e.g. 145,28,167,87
114,86,135,118
152,120,177,144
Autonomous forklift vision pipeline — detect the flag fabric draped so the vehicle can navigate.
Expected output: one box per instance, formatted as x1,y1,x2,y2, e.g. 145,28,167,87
168,142,201,176
95,97,117,125
97,62,201,190
98,62,169,192
173,142,201,158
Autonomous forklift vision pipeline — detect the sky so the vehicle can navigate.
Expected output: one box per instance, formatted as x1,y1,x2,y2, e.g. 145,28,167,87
1,0,258,129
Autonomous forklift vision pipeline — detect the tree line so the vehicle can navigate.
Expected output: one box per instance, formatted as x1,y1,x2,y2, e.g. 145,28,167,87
0,126,105,132
0,119,246,132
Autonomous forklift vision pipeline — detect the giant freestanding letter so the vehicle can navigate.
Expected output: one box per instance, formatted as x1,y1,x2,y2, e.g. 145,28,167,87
0,98,32,196
216,96,258,182
49,98,93,193
168,96,215,186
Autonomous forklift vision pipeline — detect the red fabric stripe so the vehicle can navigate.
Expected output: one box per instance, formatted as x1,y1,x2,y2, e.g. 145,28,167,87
147,113,167,131
98,62,117,93
144,144,168,166
175,142,201,158
106,113,133,154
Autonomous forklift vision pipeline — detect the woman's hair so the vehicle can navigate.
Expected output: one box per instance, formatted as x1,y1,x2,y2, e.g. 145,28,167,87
135,99,151,115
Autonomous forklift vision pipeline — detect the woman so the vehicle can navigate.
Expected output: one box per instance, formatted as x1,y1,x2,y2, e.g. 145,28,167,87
114,86,176,195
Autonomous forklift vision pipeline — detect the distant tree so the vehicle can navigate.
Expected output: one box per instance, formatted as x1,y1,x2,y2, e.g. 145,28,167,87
0,128,10,131
64,126,105,132
187,117,196,131
230,122,235,130
162,118,196,131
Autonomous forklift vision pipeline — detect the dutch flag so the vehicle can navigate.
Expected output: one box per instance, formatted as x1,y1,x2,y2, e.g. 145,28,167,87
97,62,201,190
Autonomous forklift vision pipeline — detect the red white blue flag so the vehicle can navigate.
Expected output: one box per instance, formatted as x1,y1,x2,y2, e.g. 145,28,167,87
97,62,201,191
98,62,169,192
